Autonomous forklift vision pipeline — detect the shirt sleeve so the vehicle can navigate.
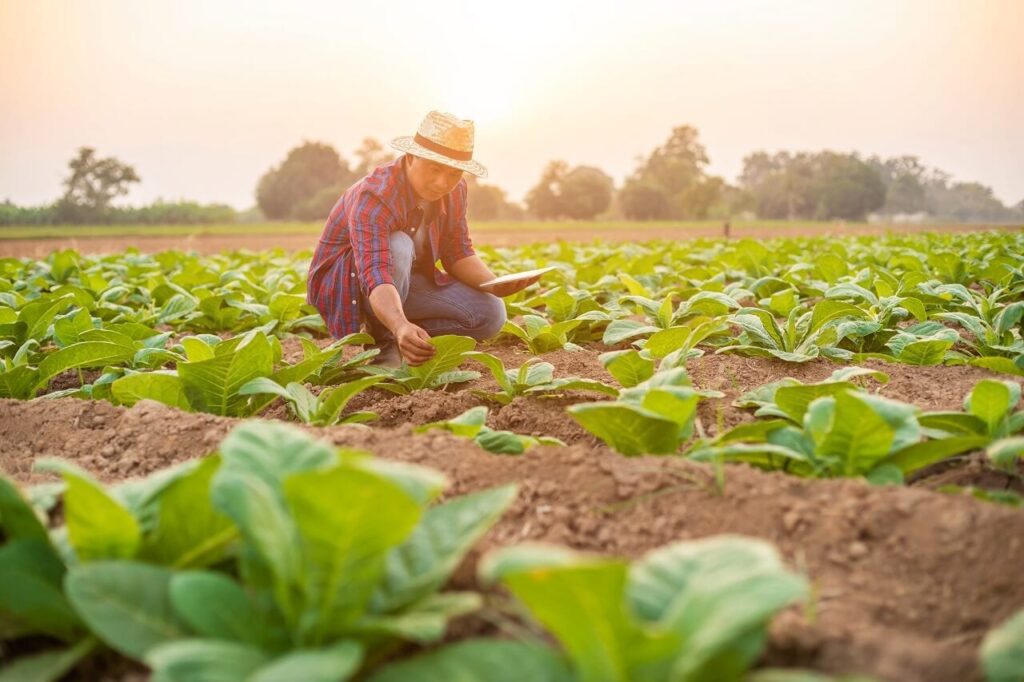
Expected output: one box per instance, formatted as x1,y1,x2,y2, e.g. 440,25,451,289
439,181,476,272
348,190,398,295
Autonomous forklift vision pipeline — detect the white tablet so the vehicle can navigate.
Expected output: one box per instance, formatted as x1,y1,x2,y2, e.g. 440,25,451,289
478,266,559,292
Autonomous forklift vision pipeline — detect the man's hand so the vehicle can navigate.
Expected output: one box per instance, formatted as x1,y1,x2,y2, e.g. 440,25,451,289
484,275,541,298
396,321,435,365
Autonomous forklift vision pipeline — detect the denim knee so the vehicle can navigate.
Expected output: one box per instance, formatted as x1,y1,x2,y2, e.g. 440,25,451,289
468,293,507,340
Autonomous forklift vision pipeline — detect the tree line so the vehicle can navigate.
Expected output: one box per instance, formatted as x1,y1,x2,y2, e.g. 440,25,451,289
2,128,1021,225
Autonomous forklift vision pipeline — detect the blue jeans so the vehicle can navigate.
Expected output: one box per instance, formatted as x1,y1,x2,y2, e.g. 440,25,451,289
361,231,506,345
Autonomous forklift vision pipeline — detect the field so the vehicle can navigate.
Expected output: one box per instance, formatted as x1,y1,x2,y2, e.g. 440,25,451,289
2,229,1024,681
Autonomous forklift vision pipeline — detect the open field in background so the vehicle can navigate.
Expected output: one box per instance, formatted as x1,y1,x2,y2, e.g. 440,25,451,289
0,220,1020,258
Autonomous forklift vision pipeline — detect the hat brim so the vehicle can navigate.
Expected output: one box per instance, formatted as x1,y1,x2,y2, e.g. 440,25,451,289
390,136,488,178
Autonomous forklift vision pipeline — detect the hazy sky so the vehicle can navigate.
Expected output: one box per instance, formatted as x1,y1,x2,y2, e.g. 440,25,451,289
2,0,1022,210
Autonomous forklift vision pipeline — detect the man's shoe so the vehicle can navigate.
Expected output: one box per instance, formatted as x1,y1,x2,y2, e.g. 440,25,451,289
369,342,403,368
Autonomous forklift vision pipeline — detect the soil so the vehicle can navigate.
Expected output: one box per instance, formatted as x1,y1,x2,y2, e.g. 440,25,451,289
0,223,1017,258
2,346,1023,682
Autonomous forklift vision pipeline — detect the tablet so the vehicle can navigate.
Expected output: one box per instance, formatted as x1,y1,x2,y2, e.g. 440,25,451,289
478,266,559,292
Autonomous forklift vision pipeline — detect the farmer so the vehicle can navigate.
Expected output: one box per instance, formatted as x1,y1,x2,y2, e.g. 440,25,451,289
307,111,538,367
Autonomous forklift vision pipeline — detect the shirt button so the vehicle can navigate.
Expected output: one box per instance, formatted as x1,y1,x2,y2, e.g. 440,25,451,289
351,299,357,305
350,272,355,277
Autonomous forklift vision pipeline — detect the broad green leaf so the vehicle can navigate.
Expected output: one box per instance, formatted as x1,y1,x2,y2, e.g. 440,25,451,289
111,371,190,410
66,561,188,660
374,485,517,613
987,437,1024,473
145,639,269,682
628,536,807,680
883,435,989,475
600,349,654,388
483,545,659,682
0,638,97,682
965,379,1019,436
283,466,422,638
170,571,276,647
41,462,141,562
37,341,136,385
249,641,363,682
569,403,682,456
139,456,235,568
0,475,49,540
178,330,273,416
0,540,83,641
406,335,476,389
364,639,573,682
354,591,481,643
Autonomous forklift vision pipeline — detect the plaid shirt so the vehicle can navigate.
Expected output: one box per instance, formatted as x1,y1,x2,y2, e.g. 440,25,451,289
306,156,475,338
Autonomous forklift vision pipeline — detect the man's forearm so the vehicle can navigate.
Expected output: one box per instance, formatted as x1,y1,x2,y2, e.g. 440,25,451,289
449,254,496,288
367,284,409,335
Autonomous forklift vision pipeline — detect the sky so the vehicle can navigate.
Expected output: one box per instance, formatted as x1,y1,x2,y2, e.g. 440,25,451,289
1,0,1022,210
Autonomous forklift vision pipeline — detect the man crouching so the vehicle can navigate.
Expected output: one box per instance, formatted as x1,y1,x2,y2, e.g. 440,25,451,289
306,110,538,367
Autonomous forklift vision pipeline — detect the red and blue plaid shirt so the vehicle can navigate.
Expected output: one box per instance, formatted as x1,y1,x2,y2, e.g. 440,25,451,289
306,156,475,338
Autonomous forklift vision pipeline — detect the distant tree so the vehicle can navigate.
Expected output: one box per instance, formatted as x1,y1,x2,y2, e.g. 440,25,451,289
558,166,614,219
56,147,140,222
619,181,670,220
622,125,723,219
525,161,612,220
525,160,569,219
810,153,886,220
868,155,928,214
740,151,884,220
465,175,523,221
256,141,354,220
353,137,396,177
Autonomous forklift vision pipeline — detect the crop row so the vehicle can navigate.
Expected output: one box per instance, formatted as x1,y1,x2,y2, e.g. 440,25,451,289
2,422,1022,681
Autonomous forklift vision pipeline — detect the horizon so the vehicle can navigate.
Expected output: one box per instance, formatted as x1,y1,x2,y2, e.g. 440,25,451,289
1,0,1022,211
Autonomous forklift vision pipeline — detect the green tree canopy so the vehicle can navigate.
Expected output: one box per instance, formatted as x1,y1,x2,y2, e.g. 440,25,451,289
620,125,724,219
525,161,613,220
256,142,354,220
56,147,141,222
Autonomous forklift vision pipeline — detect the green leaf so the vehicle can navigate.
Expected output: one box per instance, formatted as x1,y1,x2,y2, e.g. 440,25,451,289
464,351,515,395
482,544,657,682
981,609,1024,682
65,561,188,660
41,461,141,562
628,536,808,680
282,465,422,638
317,375,387,425
170,571,277,647
0,540,83,641
966,379,1020,436
0,638,97,682
406,335,476,389
374,485,517,613
139,456,235,568
37,341,136,385
417,406,489,438
364,639,573,682
249,641,363,682
355,591,480,643
178,330,274,416
600,350,655,388
602,319,660,345
145,639,269,682
569,403,682,455
987,437,1024,473
475,429,529,454
0,475,49,540
111,371,190,410
883,435,989,475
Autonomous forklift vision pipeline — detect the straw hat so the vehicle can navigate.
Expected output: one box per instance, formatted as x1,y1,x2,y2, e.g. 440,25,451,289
390,111,488,178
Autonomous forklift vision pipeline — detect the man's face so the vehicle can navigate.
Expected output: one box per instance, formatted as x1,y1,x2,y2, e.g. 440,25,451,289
406,155,464,202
